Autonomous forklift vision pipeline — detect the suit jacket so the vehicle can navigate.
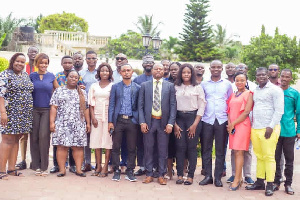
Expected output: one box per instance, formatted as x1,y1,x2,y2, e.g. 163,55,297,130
108,81,141,126
138,79,177,128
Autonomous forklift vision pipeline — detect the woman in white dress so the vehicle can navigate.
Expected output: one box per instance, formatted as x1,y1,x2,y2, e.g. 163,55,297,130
89,63,113,177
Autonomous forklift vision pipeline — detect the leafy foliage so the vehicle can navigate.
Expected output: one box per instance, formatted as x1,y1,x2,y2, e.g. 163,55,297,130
160,36,180,60
0,12,25,49
99,30,161,60
177,0,218,61
242,25,300,82
0,57,9,72
25,14,43,33
135,15,162,36
39,12,88,33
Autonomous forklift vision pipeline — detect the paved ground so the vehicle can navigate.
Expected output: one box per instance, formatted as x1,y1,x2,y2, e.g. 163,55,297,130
1,146,300,200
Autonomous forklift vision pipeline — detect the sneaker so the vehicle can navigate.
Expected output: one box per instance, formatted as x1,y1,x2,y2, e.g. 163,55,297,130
226,175,235,183
125,171,137,182
112,170,121,181
35,169,41,176
244,177,255,185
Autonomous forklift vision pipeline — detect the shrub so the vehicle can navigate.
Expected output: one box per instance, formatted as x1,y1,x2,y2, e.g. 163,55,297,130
0,57,9,72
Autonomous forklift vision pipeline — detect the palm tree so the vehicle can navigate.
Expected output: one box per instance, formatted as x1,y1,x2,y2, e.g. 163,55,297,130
213,24,234,48
135,15,162,36
160,36,180,60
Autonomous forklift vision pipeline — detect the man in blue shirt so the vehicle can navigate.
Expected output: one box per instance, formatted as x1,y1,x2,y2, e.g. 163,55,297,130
108,64,140,182
79,51,98,172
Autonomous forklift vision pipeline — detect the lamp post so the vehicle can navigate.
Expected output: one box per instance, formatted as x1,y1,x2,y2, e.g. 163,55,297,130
141,33,162,56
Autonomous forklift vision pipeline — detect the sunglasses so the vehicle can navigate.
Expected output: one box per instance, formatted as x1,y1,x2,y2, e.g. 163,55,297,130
86,57,97,60
116,57,126,61
268,69,278,71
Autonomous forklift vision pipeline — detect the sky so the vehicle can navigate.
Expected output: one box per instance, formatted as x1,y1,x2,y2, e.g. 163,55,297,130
0,0,299,44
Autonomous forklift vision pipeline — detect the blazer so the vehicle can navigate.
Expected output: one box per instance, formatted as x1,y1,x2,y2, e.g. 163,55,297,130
108,81,141,126
138,79,177,128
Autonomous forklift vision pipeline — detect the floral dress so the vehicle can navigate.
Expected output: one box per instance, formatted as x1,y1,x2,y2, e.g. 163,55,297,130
50,86,88,147
0,69,33,134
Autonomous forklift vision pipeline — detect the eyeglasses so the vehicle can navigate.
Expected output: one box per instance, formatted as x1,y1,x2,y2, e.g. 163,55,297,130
143,61,154,65
86,57,97,60
116,57,126,61
236,66,246,70
268,69,278,71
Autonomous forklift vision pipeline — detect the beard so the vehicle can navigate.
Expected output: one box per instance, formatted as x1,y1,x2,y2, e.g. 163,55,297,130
145,67,152,73
74,63,83,69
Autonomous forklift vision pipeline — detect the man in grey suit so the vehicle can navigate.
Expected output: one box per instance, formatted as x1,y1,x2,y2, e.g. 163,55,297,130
138,63,177,185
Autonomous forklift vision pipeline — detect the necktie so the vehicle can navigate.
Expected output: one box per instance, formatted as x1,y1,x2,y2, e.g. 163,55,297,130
153,81,160,112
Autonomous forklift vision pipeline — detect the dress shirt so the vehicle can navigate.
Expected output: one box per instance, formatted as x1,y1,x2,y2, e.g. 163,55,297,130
175,84,206,116
201,78,233,125
79,68,97,93
151,78,163,117
119,82,133,116
252,81,284,129
280,87,300,137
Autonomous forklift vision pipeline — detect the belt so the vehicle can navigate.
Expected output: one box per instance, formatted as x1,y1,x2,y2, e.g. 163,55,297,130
151,115,162,119
119,115,132,119
177,110,197,114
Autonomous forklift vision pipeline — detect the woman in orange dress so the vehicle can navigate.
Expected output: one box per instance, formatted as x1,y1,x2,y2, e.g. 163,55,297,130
227,72,253,191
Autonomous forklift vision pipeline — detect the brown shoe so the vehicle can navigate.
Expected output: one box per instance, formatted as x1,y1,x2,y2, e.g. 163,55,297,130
158,177,167,185
143,176,154,184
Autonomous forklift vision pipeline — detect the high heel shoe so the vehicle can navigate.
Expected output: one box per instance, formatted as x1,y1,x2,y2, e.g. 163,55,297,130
229,180,243,191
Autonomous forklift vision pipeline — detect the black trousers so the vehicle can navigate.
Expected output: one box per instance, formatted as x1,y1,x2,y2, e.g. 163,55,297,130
112,117,138,171
144,118,169,177
202,119,227,180
274,136,295,186
136,130,144,167
175,111,200,178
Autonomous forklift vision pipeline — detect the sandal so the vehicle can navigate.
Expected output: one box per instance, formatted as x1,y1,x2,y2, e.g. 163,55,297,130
57,173,66,177
0,172,8,180
100,172,108,177
91,171,101,176
75,172,86,177
176,178,184,184
41,171,48,177
7,170,24,177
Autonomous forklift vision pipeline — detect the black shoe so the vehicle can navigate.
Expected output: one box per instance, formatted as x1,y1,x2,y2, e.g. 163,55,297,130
15,160,27,170
50,166,59,173
214,179,223,187
245,181,265,190
69,166,76,173
199,176,213,185
125,171,137,182
153,170,159,178
134,169,146,176
112,170,121,181
285,185,294,195
273,183,280,191
82,163,92,172
265,183,274,196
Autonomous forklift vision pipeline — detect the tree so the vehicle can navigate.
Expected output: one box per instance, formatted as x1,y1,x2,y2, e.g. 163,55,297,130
25,14,43,33
0,12,25,49
177,0,217,61
160,36,180,60
135,15,162,36
242,25,300,82
39,12,88,33
213,24,234,48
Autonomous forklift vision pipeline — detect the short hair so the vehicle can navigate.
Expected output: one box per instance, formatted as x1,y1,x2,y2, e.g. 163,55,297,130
169,62,181,68
95,62,113,81
73,52,83,57
255,67,268,75
281,68,293,76
175,63,197,86
233,71,248,81
153,63,163,69
86,50,97,57
268,63,279,69
28,46,39,52
120,63,133,70
225,62,235,68
210,60,223,66
61,55,72,62
9,53,26,70
161,59,170,64
34,53,50,67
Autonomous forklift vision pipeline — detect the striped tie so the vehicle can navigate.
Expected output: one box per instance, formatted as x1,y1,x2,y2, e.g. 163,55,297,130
153,81,160,112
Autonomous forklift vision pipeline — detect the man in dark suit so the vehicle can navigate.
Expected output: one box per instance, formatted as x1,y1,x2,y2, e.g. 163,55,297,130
138,63,177,185
108,64,140,182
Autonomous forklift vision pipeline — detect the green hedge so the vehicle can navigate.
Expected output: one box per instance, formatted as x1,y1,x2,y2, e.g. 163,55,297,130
0,57,8,72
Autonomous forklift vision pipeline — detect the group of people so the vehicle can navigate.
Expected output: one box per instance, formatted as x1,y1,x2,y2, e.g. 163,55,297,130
0,46,299,197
